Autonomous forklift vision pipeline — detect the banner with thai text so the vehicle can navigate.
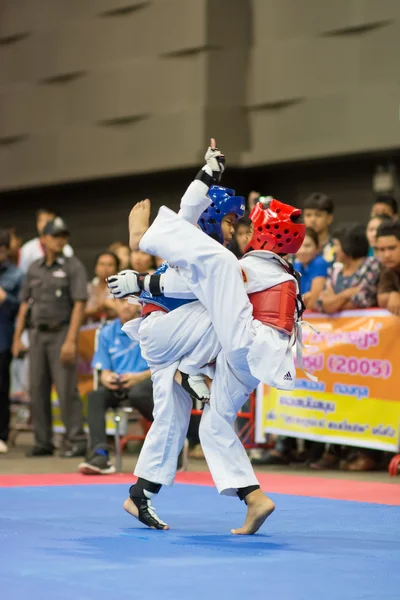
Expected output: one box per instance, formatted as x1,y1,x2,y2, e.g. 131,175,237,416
255,309,400,452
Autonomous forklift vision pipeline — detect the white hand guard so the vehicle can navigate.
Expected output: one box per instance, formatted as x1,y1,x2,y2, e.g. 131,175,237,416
107,270,141,298
204,144,225,182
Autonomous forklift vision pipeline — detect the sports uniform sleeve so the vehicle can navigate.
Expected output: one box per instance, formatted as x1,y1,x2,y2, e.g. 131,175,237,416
69,258,88,301
92,328,112,371
162,267,197,300
314,257,329,278
178,178,212,225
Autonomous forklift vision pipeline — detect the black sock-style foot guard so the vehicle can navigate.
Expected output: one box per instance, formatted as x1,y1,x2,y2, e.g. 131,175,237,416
129,479,168,530
179,371,210,403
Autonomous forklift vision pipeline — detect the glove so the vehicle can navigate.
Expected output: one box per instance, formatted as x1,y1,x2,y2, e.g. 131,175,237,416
107,270,141,298
204,140,225,183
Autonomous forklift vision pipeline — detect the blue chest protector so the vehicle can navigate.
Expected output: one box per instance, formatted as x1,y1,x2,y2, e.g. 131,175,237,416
139,262,195,312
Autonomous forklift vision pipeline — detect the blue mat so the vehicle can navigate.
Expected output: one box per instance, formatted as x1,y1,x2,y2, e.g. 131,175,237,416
1,483,399,600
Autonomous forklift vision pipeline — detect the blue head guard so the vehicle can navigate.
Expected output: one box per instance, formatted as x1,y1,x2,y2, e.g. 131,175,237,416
198,186,245,244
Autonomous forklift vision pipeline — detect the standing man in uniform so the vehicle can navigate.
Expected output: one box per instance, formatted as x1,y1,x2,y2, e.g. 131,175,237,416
12,218,88,457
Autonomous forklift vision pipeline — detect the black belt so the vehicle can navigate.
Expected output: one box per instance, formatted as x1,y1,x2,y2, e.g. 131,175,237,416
33,321,69,332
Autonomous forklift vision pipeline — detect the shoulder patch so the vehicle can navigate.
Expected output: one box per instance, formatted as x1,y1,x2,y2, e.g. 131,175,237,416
241,268,248,283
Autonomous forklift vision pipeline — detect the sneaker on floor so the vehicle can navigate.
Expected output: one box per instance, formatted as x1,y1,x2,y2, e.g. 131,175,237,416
177,438,189,472
78,453,116,475
0,440,9,454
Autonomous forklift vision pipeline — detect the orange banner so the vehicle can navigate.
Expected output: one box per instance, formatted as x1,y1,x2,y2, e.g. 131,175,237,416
256,309,400,452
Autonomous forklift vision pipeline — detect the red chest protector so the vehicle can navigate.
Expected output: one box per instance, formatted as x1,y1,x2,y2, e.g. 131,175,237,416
248,280,297,335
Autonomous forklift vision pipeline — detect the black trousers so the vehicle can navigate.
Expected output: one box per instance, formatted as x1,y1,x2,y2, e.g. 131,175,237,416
87,379,154,451
0,350,12,442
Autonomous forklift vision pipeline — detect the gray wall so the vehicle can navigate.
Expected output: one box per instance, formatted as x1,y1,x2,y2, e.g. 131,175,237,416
1,0,400,191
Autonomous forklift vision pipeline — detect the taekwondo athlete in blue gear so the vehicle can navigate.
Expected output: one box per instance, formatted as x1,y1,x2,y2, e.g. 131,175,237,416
138,185,245,314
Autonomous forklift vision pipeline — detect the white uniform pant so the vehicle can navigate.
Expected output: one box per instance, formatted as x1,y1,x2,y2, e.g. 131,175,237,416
131,306,218,487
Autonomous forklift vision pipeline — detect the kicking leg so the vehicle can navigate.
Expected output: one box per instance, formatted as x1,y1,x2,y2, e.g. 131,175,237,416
140,206,254,373
129,199,151,251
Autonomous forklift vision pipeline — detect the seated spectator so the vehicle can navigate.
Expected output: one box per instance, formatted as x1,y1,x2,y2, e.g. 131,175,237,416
85,252,120,323
376,222,400,316
302,192,335,264
294,228,329,310
370,194,398,221
78,300,153,475
108,242,131,271
312,223,381,471
230,216,253,258
316,224,380,314
366,215,392,256
0,229,24,454
19,208,73,274
130,250,156,274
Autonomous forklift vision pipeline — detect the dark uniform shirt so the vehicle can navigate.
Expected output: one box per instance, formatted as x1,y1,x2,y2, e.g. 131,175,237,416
0,261,24,352
378,267,400,295
20,256,88,327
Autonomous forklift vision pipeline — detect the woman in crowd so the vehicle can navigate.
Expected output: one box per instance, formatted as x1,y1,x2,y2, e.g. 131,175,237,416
294,227,329,310
311,223,381,470
316,223,380,315
366,214,392,257
108,242,131,271
85,252,120,323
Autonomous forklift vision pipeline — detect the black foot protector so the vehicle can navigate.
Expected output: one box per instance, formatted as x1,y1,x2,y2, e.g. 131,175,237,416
179,371,210,403
237,485,260,504
129,479,168,530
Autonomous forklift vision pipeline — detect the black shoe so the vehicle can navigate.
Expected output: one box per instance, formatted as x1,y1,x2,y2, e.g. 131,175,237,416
60,445,87,458
26,446,53,457
78,452,116,475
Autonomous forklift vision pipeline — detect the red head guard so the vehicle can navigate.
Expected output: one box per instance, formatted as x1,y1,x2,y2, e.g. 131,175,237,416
244,197,305,254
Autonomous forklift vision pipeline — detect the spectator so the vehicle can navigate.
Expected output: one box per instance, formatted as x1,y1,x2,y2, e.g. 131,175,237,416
85,252,120,323
12,218,87,457
78,300,153,475
302,193,335,264
108,242,131,271
230,216,253,258
19,208,74,274
130,250,156,273
294,228,329,310
376,222,400,316
247,191,260,213
312,223,381,471
316,224,380,315
366,215,392,256
0,229,24,454
7,228,22,265
370,194,398,221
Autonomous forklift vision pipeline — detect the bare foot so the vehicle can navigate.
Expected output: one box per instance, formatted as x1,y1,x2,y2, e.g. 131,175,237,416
123,497,170,530
231,489,275,535
129,199,151,250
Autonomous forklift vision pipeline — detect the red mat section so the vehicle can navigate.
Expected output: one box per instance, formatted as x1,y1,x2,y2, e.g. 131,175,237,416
0,471,399,505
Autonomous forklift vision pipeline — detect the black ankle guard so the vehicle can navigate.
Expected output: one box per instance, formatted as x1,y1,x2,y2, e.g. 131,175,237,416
129,479,166,530
130,478,162,497
237,485,260,503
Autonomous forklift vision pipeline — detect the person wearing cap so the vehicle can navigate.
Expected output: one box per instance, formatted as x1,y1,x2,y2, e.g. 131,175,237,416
0,229,24,454
12,218,88,457
19,208,74,274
